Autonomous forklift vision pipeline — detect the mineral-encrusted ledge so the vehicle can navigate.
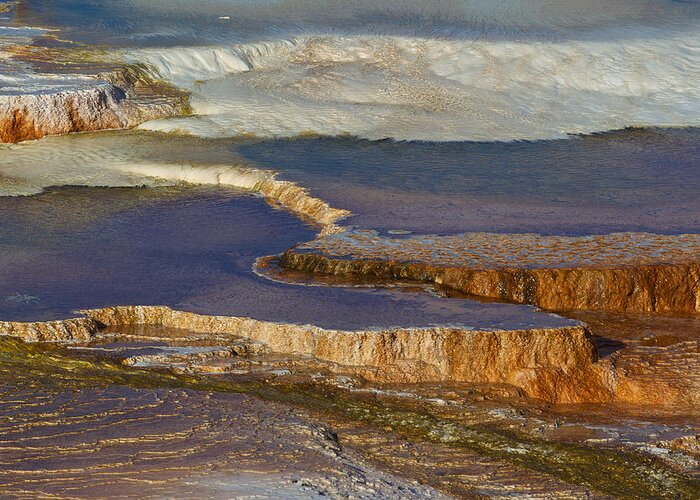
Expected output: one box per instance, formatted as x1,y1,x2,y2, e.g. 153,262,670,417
0,67,188,143
254,176,350,230
0,305,609,404
280,249,700,314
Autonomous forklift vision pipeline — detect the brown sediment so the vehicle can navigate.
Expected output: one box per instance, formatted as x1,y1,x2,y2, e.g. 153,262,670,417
0,305,607,404
659,435,700,457
280,230,700,313
565,311,700,408
270,230,700,408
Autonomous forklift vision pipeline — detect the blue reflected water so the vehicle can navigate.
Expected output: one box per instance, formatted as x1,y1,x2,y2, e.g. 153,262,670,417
0,185,571,330
237,128,700,235
14,0,700,47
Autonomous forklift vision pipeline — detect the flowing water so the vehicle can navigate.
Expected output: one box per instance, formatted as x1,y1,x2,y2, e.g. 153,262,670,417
237,129,700,235
7,0,700,141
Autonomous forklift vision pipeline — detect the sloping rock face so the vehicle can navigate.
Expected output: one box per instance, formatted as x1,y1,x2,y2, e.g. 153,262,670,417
0,305,605,403
0,16,190,143
255,177,350,230
1,85,126,143
0,80,186,143
281,231,700,313
568,311,700,409
0,317,97,341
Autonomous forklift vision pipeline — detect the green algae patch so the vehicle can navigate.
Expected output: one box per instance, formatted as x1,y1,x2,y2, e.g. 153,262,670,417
1,336,698,499
0,336,249,393
266,384,700,500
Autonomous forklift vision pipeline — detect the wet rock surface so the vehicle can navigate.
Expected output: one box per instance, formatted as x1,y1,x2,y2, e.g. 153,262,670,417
0,62,189,143
566,311,700,408
0,10,188,143
0,304,591,403
0,383,443,498
0,83,179,143
660,435,700,457
2,2,700,497
2,334,698,499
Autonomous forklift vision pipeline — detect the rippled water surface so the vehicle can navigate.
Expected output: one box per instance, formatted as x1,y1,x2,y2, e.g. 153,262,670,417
17,0,700,46
2,128,698,236
1,0,699,315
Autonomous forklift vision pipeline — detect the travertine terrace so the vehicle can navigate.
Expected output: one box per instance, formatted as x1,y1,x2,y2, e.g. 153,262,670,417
2,0,700,496
1,305,601,404
1,30,188,143
4,303,699,408
3,84,130,143
276,229,700,408
0,75,187,143
281,230,700,313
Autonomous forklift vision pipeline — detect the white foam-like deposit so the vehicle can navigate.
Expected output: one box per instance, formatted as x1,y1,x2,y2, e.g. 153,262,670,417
128,40,298,90
133,30,700,142
5,0,700,142
0,133,273,196
0,131,350,227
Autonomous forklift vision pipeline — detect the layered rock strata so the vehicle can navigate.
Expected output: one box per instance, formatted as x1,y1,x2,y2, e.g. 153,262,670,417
569,311,700,409
0,305,604,403
281,230,700,313
2,84,124,143
4,305,699,407
0,382,444,498
0,317,95,342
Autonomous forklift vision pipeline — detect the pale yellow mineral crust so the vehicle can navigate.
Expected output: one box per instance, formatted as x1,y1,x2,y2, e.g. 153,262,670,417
0,317,97,342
